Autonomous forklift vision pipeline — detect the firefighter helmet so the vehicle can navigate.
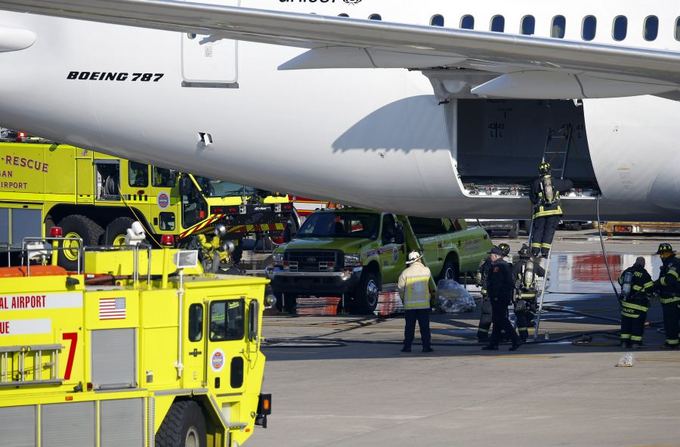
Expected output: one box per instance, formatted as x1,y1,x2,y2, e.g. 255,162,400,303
498,243,511,257
518,244,531,258
539,161,551,175
406,251,423,265
656,243,675,254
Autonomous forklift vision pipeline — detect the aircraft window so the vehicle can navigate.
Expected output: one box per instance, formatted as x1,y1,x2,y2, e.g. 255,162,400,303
676,17,680,41
460,15,475,30
582,15,597,41
551,15,566,38
644,15,659,41
613,15,628,41
369,14,382,21
491,15,505,32
521,15,535,35
338,13,349,17
431,14,445,27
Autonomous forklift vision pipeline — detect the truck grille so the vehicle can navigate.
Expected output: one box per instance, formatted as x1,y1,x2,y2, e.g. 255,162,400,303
284,250,341,272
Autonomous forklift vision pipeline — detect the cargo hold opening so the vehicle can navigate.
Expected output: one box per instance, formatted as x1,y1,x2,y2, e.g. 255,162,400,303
455,99,600,197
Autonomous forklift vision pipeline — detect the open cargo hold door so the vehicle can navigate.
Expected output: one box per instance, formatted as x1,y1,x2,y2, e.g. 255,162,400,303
181,0,239,88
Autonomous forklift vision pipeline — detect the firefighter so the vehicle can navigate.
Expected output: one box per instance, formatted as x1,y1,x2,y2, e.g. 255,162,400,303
476,253,493,342
482,246,521,351
513,244,545,342
398,251,434,353
529,161,573,257
655,243,680,349
618,257,654,349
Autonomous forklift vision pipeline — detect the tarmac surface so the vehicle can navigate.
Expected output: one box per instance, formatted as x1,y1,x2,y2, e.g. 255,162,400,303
251,231,680,447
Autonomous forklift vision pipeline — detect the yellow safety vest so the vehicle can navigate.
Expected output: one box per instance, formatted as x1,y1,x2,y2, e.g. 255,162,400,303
403,274,431,310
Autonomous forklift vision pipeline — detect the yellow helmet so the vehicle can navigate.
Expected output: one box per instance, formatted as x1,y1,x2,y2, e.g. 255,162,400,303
656,243,675,254
498,243,511,257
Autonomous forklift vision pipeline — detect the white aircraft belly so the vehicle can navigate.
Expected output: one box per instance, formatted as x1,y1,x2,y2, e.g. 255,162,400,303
0,13,676,220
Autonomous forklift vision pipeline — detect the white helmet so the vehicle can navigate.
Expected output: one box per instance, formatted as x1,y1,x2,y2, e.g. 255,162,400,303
406,251,422,265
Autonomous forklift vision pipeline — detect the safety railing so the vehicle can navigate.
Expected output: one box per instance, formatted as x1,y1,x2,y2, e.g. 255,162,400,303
21,236,83,274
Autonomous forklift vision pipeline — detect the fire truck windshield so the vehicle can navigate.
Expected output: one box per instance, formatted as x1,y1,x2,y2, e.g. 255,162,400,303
193,176,260,198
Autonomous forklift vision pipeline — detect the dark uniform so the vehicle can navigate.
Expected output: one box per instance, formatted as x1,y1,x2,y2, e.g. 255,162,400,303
476,257,493,341
529,162,573,258
655,244,680,348
483,249,521,351
617,260,654,348
513,249,545,342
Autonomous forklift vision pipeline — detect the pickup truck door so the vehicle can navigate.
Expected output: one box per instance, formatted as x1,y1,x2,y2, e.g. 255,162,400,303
437,219,458,269
419,232,442,277
379,214,406,284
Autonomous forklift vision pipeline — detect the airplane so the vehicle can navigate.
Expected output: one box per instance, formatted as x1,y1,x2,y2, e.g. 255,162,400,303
0,0,678,221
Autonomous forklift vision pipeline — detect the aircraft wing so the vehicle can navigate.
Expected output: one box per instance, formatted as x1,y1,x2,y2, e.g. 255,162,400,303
2,0,680,99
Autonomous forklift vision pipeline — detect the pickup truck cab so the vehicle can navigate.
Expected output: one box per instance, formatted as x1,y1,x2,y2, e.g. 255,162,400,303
269,208,492,314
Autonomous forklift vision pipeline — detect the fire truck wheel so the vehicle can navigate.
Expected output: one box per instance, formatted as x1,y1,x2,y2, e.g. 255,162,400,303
57,214,103,270
104,216,136,246
156,400,207,447
351,271,381,315
440,257,459,282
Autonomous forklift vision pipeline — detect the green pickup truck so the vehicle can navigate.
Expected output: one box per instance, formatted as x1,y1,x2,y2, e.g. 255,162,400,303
268,208,492,314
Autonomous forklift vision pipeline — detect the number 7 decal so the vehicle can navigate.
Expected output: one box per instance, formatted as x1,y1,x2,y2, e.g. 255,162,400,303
62,332,78,380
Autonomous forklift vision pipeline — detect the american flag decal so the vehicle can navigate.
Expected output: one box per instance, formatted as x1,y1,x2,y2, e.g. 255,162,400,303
99,297,126,320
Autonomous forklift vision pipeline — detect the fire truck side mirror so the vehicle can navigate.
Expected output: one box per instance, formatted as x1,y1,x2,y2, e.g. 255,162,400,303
248,300,260,341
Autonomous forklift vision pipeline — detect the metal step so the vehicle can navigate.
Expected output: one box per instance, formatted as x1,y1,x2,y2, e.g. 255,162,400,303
542,125,573,179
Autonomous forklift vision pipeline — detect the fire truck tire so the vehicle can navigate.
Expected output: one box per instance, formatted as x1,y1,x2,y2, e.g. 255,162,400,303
57,214,103,270
104,216,136,246
351,271,380,315
156,400,207,447
440,257,459,282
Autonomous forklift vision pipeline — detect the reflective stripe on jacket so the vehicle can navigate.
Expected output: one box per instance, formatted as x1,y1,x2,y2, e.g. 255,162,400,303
398,261,432,310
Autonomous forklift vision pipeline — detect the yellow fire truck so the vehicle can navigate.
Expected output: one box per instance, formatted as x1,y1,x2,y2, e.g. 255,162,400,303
0,142,295,269
0,237,271,447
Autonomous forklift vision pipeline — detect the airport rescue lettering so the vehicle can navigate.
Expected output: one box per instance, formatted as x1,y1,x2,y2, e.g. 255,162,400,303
4,155,48,172
67,71,165,82
0,321,8,334
0,292,82,310
0,294,47,309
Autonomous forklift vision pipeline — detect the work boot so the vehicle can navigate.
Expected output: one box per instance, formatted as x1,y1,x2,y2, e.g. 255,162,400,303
620,341,631,349
509,341,521,351
662,343,679,350
422,347,434,353
482,344,499,351
401,346,411,353
631,342,643,350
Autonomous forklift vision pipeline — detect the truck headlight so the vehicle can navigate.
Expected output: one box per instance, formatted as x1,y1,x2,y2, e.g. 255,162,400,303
272,253,284,264
343,254,361,267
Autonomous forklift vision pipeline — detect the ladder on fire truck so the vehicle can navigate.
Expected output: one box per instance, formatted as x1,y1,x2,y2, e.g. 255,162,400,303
0,345,63,386
542,125,573,180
